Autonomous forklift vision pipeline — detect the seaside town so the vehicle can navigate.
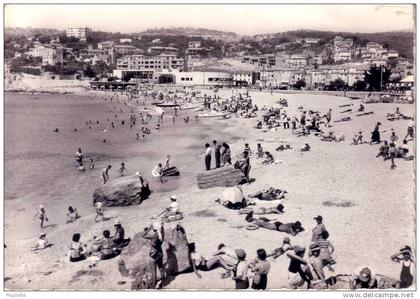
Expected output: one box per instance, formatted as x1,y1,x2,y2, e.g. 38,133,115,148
4,4,416,294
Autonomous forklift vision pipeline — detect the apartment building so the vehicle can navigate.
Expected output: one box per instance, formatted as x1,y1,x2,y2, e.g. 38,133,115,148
66,27,90,42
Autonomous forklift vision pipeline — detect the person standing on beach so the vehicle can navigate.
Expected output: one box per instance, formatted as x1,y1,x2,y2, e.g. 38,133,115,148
325,109,332,127
391,246,414,288
75,148,84,166
300,111,307,133
232,249,249,289
34,205,48,228
101,165,112,184
370,122,381,145
204,143,212,171
404,121,414,141
119,163,126,176
221,143,232,166
311,215,327,244
213,140,221,168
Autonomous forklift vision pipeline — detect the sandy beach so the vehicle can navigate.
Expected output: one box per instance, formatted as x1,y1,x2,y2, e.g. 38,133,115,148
4,88,415,290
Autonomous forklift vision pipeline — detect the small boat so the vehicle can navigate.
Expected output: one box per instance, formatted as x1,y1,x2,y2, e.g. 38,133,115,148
180,104,199,110
198,112,229,118
155,103,181,107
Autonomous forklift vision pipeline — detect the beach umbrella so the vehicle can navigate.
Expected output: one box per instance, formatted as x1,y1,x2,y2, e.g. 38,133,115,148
222,187,244,204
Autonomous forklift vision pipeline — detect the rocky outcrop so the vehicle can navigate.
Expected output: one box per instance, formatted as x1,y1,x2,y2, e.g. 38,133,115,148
197,165,246,189
92,175,151,207
118,225,191,289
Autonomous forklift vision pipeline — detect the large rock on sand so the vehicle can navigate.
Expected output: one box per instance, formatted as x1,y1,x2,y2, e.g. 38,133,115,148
118,225,191,289
197,165,246,189
92,175,150,207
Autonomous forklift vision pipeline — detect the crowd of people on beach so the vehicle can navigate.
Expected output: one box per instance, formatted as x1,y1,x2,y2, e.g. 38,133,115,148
27,86,415,290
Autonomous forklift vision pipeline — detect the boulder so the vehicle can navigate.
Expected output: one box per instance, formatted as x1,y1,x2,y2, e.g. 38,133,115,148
92,175,150,207
197,165,246,189
118,225,191,289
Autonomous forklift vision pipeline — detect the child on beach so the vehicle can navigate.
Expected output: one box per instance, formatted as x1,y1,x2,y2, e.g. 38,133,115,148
316,231,336,269
66,206,79,223
119,163,126,176
391,246,414,288
352,131,363,145
31,233,49,251
301,143,311,152
256,144,264,158
165,155,171,169
376,141,390,160
95,202,105,222
89,158,95,169
34,205,48,228
390,130,399,146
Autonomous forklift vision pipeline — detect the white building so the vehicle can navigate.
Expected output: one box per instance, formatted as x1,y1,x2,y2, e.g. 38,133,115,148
119,38,132,43
286,55,308,67
304,37,321,44
172,71,232,86
116,54,184,71
334,51,352,62
188,41,201,48
66,27,90,42
27,45,63,65
232,72,255,86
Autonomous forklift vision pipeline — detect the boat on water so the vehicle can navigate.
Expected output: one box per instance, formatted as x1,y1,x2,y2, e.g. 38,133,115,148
155,103,181,107
180,104,199,110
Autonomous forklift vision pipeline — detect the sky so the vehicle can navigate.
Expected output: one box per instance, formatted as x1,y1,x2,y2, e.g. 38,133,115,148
5,4,415,35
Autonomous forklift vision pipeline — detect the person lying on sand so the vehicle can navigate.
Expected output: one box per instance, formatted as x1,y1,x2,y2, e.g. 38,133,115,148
334,116,351,123
247,188,287,201
238,203,285,215
276,143,292,151
245,213,304,236
215,196,255,210
190,242,234,279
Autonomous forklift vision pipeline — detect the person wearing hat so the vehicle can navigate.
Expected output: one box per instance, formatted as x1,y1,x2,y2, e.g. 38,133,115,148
286,246,314,289
232,248,249,289
34,205,48,228
391,246,414,288
141,222,165,289
113,219,129,248
349,266,378,289
268,237,294,259
31,232,49,251
311,215,326,243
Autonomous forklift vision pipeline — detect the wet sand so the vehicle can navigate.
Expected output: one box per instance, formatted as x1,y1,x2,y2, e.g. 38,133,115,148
4,90,415,290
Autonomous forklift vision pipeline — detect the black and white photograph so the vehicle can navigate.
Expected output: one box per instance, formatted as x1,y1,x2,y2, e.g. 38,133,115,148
3,2,417,293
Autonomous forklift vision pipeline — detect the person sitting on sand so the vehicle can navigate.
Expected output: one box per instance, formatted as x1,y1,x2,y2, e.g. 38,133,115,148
31,233,49,251
99,230,120,260
256,143,264,158
69,233,88,262
113,219,130,248
78,164,86,172
276,143,292,151
262,151,275,164
190,242,234,279
212,243,239,276
404,121,414,141
247,187,287,201
238,203,285,215
101,165,112,184
66,206,79,223
352,131,363,145
246,214,304,236
301,143,311,152
34,205,48,228
358,104,365,112
391,246,414,289
268,237,294,259
119,162,126,176
349,266,378,289
287,246,314,289
376,141,390,160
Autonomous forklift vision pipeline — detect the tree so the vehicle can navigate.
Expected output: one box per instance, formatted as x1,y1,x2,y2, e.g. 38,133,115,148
293,79,306,90
364,66,391,91
353,80,367,91
327,78,346,91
